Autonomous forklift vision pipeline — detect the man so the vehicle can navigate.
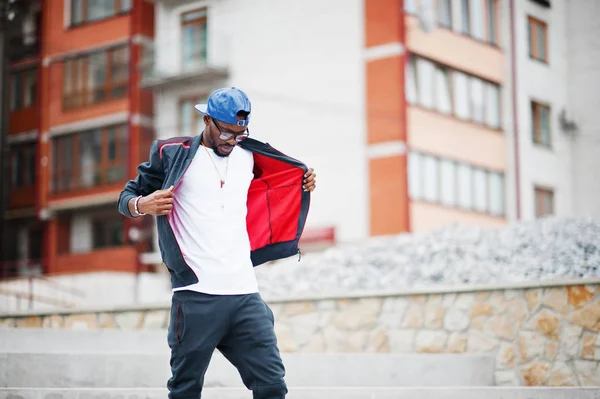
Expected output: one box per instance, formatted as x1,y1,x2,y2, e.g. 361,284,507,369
117,87,316,398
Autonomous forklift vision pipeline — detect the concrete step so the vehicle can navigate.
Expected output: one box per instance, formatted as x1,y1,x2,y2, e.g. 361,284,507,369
0,352,495,388
0,328,168,354
2,387,600,399
0,328,496,388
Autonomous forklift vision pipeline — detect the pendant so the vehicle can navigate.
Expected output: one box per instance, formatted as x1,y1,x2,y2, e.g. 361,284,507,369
220,180,225,188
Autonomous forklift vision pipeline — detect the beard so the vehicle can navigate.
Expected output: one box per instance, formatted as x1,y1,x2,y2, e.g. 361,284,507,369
212,142,229,157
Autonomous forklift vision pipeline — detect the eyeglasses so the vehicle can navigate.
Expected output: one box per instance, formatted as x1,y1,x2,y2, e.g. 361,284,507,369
213,120,250,143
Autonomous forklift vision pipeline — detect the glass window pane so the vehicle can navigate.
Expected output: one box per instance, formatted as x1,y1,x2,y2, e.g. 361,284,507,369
417,58,435,109
435,66,452,115
440,159,456,207
485,83,500,128
487,0,497,44
110,47,129,98
537,24,545,60
457,163,473,210
405,58,417,105
181,12,208,69
88,52,107,103
461,0,470,34
473,168,488,212
79,130,102,187
11,151,21,187
470,77,485,124
453,72,470,120
527,20,533,57
423,155,439,202
470,0,485,40
87,0,114,21
10,73,22,110
111,47,129,82
488,172,504,216
24,69,36,107
408,152,422,200
540,106,550,145
120,0,132,12
109,220,124,246
182,26,195,68
25,145,36,186
71,0,83,24
53,136,74,192
108,127,117,161
439,0,452,28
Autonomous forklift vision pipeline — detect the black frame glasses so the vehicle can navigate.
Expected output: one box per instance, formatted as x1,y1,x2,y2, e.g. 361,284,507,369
213,120,250,143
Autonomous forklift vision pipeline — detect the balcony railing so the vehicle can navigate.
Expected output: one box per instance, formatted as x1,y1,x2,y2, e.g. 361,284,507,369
139,36,230,90
0,259,86,311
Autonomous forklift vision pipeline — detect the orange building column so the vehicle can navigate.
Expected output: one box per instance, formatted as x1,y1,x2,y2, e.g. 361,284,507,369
364,0,409,235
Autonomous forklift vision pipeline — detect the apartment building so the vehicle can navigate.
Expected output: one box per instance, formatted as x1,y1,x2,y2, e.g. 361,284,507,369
2,0,156,278
2,0,599,281
510,0,600,220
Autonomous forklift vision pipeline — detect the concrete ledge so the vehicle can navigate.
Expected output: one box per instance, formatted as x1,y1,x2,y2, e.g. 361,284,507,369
3,277,600,318
2,351,496,388
2,387,600,399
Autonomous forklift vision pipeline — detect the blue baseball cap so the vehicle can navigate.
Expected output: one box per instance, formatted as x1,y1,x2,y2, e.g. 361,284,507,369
194,87,251,127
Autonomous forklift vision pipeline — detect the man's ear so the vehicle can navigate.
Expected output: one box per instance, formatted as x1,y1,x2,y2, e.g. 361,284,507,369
203,115,211,125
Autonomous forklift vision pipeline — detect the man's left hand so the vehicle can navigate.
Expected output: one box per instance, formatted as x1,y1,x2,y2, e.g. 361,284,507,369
303,168,316,192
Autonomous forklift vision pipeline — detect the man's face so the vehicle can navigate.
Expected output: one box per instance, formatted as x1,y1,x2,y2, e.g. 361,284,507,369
203,115,249,157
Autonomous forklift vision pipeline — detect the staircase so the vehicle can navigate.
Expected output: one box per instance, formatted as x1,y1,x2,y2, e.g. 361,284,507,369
1,328,599,399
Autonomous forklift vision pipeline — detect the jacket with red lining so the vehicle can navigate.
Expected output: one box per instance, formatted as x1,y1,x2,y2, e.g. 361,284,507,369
117,134,311,289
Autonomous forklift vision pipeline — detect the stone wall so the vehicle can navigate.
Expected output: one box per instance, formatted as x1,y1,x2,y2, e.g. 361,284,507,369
2,283,600,387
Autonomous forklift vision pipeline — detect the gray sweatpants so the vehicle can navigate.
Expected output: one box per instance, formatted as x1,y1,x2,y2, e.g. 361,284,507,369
166,290,287,399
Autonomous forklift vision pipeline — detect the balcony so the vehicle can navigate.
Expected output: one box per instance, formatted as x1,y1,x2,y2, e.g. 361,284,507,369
140,45,229,90
9,37,40,63
139,17,231,90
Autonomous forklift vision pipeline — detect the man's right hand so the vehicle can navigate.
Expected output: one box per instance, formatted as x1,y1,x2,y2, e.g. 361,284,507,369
131,186,175,216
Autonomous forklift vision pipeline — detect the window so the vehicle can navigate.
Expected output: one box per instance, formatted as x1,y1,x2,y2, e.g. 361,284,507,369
10,143,36,188
70,0,132,26
453,72,470,120
52,124,128,193
528,16,548,63
534,186,554,217
487,0,498,45
457,163,473,210
407,54,501,129
422,154,439,202
9,68,37,111
485,83,500,128
416,58,435,109
404,0,417,13
438,0,452,28
408,151,505,216
469,77,485,124
461,0,470,34
179,97,208,136
488,171,504,216
531,101,551,146
181,9,208,70
473,167,488,212
92,216,124,249
439,159,457,207
434,66,452,115
63,45,129,110
469,0,485,41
